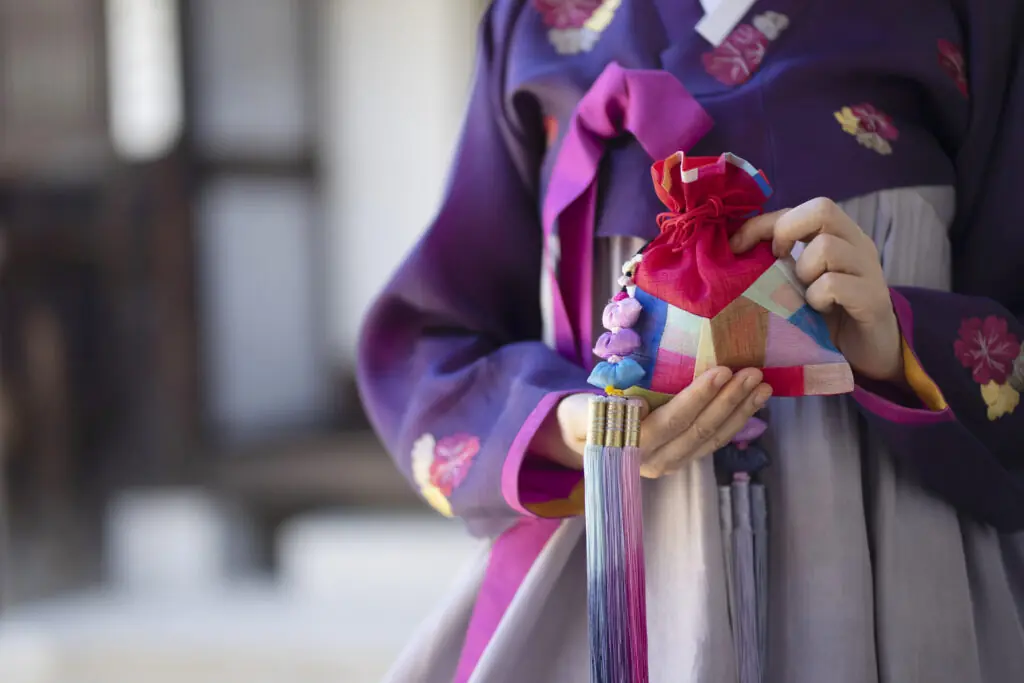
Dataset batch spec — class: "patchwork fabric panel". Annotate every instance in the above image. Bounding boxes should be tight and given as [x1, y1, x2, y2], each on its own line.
[631, 258, 853, 397]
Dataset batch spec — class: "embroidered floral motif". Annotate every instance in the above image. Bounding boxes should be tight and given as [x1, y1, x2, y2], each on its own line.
[834, 103, 899, 155]
[701, 12, 789, 86]
[411, 433, 480, 516]
[954, 316, 1020, 385]
[429, 434, 480, 496]
[938, 39, 969, 97]
[535, 0, 621, 55]
[953, 317, 1021, 421]
[981, 381, 1019, 421]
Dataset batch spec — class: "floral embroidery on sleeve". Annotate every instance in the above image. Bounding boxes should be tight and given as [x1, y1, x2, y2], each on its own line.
[834, 103, 899, 155]
[411, 433, 481, 516]
[535, 0, 621, 55]
[938, 39, 969, 97]
[954, 316, 1021, 420]
[701, 12, 789, 86]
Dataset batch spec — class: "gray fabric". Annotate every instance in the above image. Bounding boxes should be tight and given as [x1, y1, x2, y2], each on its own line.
[383, 187, 1024, 683]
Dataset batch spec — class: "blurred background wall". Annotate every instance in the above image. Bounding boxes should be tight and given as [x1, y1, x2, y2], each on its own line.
[0, 1, 489, 680]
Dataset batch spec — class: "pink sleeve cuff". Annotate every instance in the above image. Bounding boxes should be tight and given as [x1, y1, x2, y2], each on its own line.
[853, 289, 953, 426]
[500, 390, 589, 517]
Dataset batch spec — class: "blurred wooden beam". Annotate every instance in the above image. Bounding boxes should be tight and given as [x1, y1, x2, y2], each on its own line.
[211, 430, 419, 512]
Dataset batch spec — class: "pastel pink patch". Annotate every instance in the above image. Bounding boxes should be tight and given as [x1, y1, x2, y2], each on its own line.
[803, 363, 855, 395]
[770, 283, 804, 315]
[764, 312, 845, 368]
[650, 348, 697, 394]
[659, 319, 702, 356]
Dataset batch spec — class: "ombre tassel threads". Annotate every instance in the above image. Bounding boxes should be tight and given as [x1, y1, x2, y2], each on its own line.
[583, 396, 649, 683]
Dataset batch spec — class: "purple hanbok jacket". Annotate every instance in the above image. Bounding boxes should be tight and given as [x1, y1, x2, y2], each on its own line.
[358, 0, 1024, 639]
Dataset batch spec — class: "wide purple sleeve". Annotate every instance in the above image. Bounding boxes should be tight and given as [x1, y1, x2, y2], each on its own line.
[356, 2, 589, 536]
[852, 17, 1024, 531]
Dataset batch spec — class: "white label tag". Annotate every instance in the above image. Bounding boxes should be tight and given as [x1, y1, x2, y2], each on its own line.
[696, 0, 759, 46]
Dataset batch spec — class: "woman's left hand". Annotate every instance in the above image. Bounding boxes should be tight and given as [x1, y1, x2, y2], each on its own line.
[730, 197, 904, 384]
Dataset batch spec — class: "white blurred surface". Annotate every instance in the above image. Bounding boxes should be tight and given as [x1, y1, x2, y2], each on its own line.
[1, 511, 483, 683]
[198, 177, 329, 441]
[107, 489, 249, 595]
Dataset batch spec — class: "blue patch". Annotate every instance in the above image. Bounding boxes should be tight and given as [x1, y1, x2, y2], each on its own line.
[788, 305, 839, 352]
[629, 287, 667, 390]
[587, 358, 646, 390]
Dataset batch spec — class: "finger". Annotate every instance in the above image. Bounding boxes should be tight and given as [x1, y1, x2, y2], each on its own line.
[640, 368, 732, 453]
[804, 271, 880, 320]
[730, 209, 790, 254]
[771, 198, 868, 259]
[685, 384, 774, 465]
[794, 233, 867, 285]
[642, 369, 762, 476]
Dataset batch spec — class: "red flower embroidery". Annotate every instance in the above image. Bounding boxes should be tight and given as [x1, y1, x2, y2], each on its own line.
[702, 24, 768, 86]
[938, 39, 969, 97]
[534, 0, 602, 29]
[429, 434, 480, 496]
[850, 104, 899, 141]
[954, 316, 1020, 385]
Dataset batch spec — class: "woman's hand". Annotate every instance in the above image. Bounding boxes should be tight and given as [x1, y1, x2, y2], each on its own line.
[730, 197, 904, 384]
[537, 368, 772, 478]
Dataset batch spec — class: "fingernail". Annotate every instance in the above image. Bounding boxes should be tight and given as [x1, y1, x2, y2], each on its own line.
[754, 386, 773, 407]
[712, 369, 730, 388]
[743, 371, 761, 390]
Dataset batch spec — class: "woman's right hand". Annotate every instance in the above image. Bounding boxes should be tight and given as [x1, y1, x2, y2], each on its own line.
[545, 368, 772, 478]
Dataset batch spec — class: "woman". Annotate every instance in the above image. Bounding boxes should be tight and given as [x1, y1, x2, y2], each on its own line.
[357, 1, 1024, 681]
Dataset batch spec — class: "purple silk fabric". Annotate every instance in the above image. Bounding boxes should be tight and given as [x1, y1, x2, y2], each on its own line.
[357, 0, 1024, 548]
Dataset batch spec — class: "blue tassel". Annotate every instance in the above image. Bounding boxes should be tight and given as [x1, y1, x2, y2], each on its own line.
[587, 358, 645, 390]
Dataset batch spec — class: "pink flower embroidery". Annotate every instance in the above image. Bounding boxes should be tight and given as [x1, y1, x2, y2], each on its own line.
[702, 25, 768, 86]
[834, 103, 899, 155]
[429, 434, 480, 496]
[534, 0, 620, 55]
[534, 0, 602, 29]
[954, 316, 1020, 385]
[938, 39, 969, 97]
[850, 104, 899, 141]
[702, 12, 788, 87]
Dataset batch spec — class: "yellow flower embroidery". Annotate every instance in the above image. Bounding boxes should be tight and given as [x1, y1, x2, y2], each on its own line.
[980, 381, 1020, 421]
[855, 131, 893, 156]
[834, 107, 861, 135]
[411, 434, 454, 517]
[584, 0, 620, 32]
[835, 103, 899, 156]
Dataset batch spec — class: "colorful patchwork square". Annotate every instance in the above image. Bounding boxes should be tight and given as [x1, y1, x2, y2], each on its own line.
[631, 287, 668, 388]
[650, 347, 697, 393]
[764, 312, 845, 367]
[787, 305, 839, 352]
[660, 304, 705, 356]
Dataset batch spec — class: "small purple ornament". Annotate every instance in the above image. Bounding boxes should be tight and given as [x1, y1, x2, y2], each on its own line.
[602, 297, 642, 330]
[594, 329, 641, 359]
[733, 417, 768, 444]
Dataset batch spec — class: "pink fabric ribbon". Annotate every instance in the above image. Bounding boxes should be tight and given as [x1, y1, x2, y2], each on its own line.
[541, 62, 714, 368]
